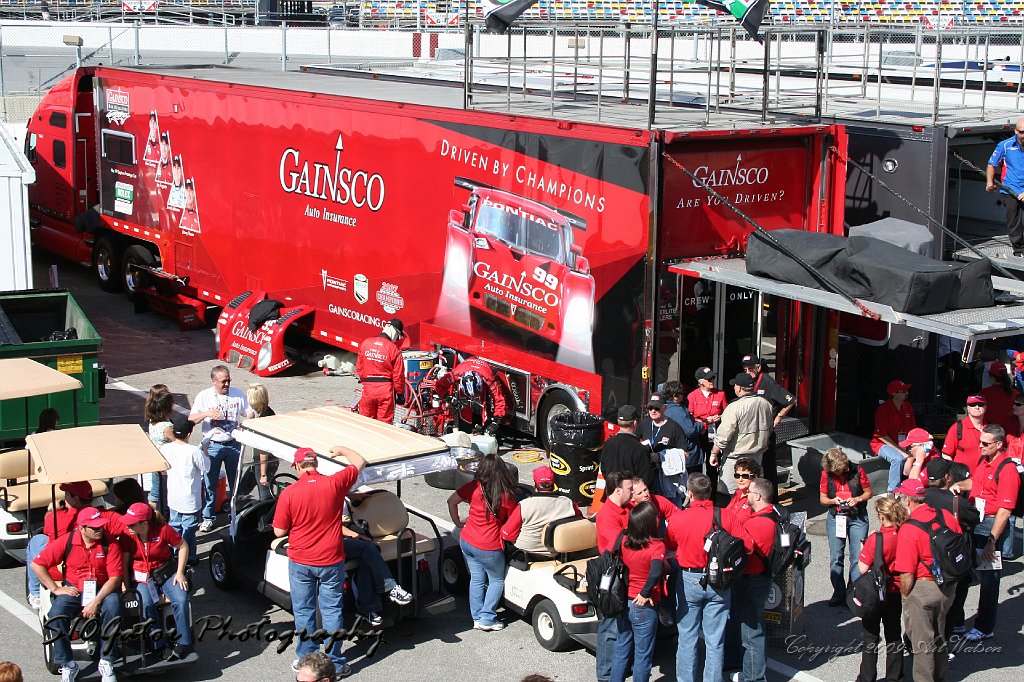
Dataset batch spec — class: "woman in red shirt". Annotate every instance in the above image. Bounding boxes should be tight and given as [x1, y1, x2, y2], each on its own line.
[121, 502, 193, 658]
[609, 501, 664, 682]
[854, 497, 907, 682]
[724, 458, 760, 520]
[819, 448, 872, 606]
[447, 453, 518, 631]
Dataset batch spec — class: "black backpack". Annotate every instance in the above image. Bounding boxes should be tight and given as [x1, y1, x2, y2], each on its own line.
[847, 531, 890, 619]
[994, 457, 1024, 516]
[762, 506, 811, 577]
[906, 510, 972, 586]
[585, 531, 629, 617]
[702, 508, 747, 589]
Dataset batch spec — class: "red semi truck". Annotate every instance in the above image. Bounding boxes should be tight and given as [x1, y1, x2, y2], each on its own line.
[26, 65, 855, 445]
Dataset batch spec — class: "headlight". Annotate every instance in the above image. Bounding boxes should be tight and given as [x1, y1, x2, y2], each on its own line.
[562, 296, 593, 337]
[257, 341, 273, 371]
[213, 323, 221, 350]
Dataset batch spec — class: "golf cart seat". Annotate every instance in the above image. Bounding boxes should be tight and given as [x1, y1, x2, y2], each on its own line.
[0, 449, 109, 512]
[348, 490, 437, 564]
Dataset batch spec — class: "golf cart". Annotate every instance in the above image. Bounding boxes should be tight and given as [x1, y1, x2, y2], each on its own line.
[207, 406, 460, 643]
[26, 424, 199, 677]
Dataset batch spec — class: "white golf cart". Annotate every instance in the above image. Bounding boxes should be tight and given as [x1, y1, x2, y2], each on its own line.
[27, 424, 199, 677]
[207, 406, 460, 649]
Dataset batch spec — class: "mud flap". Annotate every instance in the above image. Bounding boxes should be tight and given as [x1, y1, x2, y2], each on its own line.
[215, 290, 315, 377]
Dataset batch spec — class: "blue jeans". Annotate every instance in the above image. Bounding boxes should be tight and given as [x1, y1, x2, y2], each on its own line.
[1001, 515, 1019, 558]
[169, 510, 201, 564]
[26, 533, 49, 598]
[148, 472, 164, 510]
[973, 517, 1005, 634]
[676, 570, 731, 682]
[877, 445, 907, 493]
[826, 511, 868, 599]
[459, 536, 505, 626]
[596, 613, 618, 681]
[288, 560, 347, 670]
[610, 602, 659, 682]
[734, 574, 772, 682]
[45, 591, 121, 664]
[136, 577, 192, 646]
[202, 439, 240, 520]
[344, 538, 397, 615]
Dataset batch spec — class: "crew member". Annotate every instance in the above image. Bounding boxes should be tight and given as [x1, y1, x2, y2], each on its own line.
[725, 459, 760, 521]
[600, 406, 653, 492]
[356, 318, 406, 424]
[434, 355, 507, 435]
[594, 471, 634, 682]
[942, 394, 988, 475]
[662, 381, 706, 474]
[629, 477, 680, 525]
[980, 360, 1016, 428]
[341, 494, 413, 628]
[901, 427, 940, 486]
[741, 356, 797, 491]
[639, 393, 687, 502]
[272, 446, 367, 678]
[985, 118, 1024, 257]
[501, 466, 580, 558]
[688, 367, 727, 482]
[25, 481, 94, 610]
[733, 478, 777, 682]
[710, 374, 774, 494]
[870, 379, 917, 493]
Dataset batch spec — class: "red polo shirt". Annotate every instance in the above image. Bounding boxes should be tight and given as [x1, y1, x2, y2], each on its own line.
[456, 481, 517, 551]
[894, 504, 962, 580]
[687, 388, 727, 423]
[740, 507, 776, 575]
[622, 539, 666, 601]
[666, 500, 740, 569]
[42, 507, 78, 542]
[725, 490, 753, 522]
[128, 523, 183, 574]
[272, 466, 359, 566]
[34, 531, 123, 590]
[943, 418, 986, 476]
[970, 451, 1021, 517]
[858, 526, 900, 593]
[595, 499, 631, 553]
[651, 494, 680, 524]
[871, 400, 917, 455]
[819, 468, 872, 501]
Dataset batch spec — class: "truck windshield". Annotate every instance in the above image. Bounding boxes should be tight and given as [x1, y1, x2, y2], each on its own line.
[474, 202, 565, 262]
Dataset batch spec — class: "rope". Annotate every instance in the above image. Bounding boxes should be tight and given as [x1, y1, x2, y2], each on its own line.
[511, 449, 544, 463]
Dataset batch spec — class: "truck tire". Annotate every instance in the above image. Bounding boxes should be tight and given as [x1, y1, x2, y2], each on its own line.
[93, 236, 122, 292]
[440, 545, 469, 595]
[122, 244, 155, 297]
[209, 541, 238, 590]
[538, 390, 576, 453]
[532, 599, 572, 651]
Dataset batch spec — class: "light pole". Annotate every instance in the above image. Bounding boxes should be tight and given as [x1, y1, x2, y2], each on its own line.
[63, 34, 83, 69]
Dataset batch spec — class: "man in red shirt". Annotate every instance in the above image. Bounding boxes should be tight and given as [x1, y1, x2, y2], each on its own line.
[30, 507, 124, 682]
[965, 424, 1021, 641]
[942, 395, 988, 475]
[272, 446, 367, 678]
[688, 367, 727, 486]
[667, 474, 740, 682]
[630, 477, 680, 525]
[356, 318, 406, 424]
[730, 478, 776, 682]
[871, 379, 917, 493]
[434, 356, 508, 436]
[894, 479, 960, 682]
[26, 481, 95, 609]
[899, 427, 939, 488]
[594, 470, 633, 682]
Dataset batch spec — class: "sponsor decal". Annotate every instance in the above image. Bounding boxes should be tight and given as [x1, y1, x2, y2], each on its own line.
[230, 320, 268, 346]
[321, 269, 348, 293]
[278, 138, 386, 212]
[548, 453, 570, 476]
[480, 196, 561, 231]
[267, 358, 291, 373]
[375, 282, 405, 314]
[577, 462, 597, 474]
[114, 181, 134, 215]
[676, 153, 787, 208]
[473, 262, 560, 313]
[327, 304, 383, 328]
[353, 274, 368, 304]
[105, 87, 130, 125]
[578, 481, 596, 499]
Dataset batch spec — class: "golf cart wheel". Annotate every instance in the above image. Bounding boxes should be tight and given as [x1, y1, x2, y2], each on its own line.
[43, 635, 59, 674]
[209, 541, 238, 590]
[440, 546, 469, 595]
[0, 546, 16, 568]
[532, 599, 572, 652]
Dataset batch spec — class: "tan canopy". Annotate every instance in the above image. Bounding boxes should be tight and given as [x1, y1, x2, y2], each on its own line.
[0, 358, 82, 400]
[25, 424, 169, 484]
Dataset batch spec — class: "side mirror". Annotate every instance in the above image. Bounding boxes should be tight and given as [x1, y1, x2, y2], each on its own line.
[575, 256, 590, 275]
[570, 244, 583, 256]
[449, 209, 468, 231]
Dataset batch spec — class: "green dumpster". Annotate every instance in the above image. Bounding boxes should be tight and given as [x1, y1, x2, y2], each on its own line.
[0, 289, 104, 441]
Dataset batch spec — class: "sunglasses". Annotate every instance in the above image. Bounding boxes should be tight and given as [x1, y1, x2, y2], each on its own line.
[648, 406, 663, 411]
[735, 473, 756, 480]
[979, 440, 998, 446]
[1014, 401, 1024, 407]
[968, 403, 987, 408]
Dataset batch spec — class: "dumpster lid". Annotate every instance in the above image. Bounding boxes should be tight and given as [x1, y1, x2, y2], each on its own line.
[234, 406, 457, 486]
[26, 424, 168, 484]
[0, 358, 83, 400]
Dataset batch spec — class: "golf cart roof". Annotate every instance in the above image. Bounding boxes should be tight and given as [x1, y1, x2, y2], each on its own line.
[25, 424, 169, 484]
[0, 358, 82, 399]
[234, 406, 458, 485]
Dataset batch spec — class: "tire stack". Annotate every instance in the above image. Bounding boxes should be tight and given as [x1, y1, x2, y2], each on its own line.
[548, 412, 603, 506]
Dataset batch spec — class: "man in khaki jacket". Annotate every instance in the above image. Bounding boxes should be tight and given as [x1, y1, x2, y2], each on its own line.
[709, 373, 774, 493]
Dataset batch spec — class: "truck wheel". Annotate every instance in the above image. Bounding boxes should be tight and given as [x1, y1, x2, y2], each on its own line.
[209, 542, 238, 590]
[532, 599, 572, 651]
[440, 546, 469, 595]
[93, 236, 122, 292]
[538, 390, 576, 453]
[122, 244, 155, 297]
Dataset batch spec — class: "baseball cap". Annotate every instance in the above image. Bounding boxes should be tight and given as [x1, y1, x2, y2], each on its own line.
[60, 481, 93, 500]
[122, 502, 153, 524]
[729, 372, 755, 389]
[171, 413, 194, 438]
[886, 379, 911, 395]
[532, 465, 555, 486]
[647, 394, 666, 410]
[77, 506, 108, 529]
[966, 395, 986, 406]
[899, 427, 933, 448]
[386, 318, 404, 335]
[695, 367, 716, 382]
[988, 360, 1008, 376]
[894, 479, 925, 496]
[925, 458, 952, 482]
[617, 405, 640, 422]
[740, 355, 763, 367]
[293, 447, 318, 466]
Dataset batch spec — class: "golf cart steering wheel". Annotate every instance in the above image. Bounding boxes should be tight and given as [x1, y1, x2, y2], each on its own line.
[269, 471, 298, 499]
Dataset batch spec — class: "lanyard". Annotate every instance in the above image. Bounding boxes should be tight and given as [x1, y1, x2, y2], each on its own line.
[651, 423, 663, 445]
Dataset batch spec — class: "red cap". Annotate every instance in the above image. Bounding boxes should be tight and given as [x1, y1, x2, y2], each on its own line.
[894, 479, 925, 496]
[60, 481, 93, 499]
[899, 428, 933, 448]
[533, 465, 555, 486]
[293, 447, 318, 466]
[122, 502, 153, 524]
[886, 380, 911, 395]
[76, 506, 108, 529]
[1015, 351, 1024, 370]
[966, 395, 986, 406]
[988, 361, 1008, 376]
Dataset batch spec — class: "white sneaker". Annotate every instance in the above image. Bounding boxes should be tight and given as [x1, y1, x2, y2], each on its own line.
[199, 519, 215, 533]
[367, 612, 383, 627]
[28, 594, 40, 610]
[60, 662, 79, 682]
[473, 621, 505, 631]
[98, 659, 117, 682]
[388, 584, 413, 605]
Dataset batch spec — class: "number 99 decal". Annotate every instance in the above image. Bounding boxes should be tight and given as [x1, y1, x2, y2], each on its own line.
[532, 267, 559, 290]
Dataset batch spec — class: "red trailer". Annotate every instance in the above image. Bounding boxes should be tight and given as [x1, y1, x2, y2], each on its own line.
[26, 65, 852, 447]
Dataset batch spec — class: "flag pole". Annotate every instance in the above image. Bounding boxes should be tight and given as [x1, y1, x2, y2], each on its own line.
[647, 0, 660, 129]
